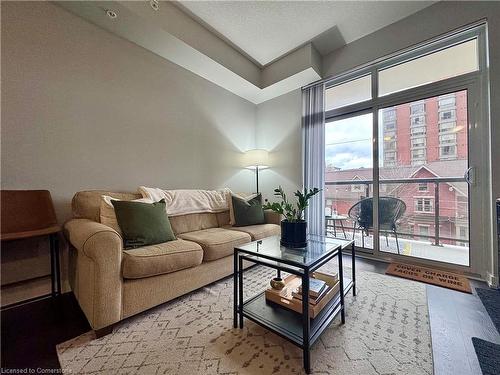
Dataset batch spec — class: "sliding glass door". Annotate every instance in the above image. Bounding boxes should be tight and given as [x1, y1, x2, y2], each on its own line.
[377, 90, 470, 266]
[322, 24, 490, 275]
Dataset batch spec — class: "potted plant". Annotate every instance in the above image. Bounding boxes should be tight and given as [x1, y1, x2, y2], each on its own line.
[264, 186, 321, 248]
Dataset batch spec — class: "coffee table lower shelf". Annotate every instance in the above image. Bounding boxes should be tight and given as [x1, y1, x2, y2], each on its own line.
[241, 277, 353, 347]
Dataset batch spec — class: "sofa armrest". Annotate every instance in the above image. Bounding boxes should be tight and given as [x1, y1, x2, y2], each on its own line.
[64, 219, 123, 330]
[264, 210, 282, 226]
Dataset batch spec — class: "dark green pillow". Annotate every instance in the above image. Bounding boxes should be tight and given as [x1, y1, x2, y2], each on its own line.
[111, 199, 176, 248]
[232, 194, 265, 227]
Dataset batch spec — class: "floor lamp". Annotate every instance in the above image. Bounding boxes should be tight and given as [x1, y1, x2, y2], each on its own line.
[244, 149, 269, 194]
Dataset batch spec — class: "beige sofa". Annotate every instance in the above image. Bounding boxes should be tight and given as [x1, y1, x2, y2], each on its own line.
[64, 190, 281, 334]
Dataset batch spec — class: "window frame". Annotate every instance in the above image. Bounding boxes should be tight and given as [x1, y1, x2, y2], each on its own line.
[323, 23, 485, 122]
[317, 22, 490, 276]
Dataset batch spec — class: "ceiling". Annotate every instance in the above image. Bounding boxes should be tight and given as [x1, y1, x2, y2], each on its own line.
[177, 1, 435, 66]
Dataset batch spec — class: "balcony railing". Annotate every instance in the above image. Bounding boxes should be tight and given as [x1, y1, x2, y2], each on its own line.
[325, 176, 469, 247]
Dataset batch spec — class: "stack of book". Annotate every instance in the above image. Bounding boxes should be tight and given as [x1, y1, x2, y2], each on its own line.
[265, 271, 340, 318]
[292, 274, 338, 305]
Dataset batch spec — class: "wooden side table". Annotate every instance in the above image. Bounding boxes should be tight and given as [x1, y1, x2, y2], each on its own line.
[1, 190, 62, 308]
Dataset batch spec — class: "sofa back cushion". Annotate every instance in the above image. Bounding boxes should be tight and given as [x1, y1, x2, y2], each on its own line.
[168, 211, 230, 235]
[71, 190, 231, 233]
[72, 190, 141, 222]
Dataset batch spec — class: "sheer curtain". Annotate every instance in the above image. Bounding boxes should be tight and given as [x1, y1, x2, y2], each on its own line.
[302, 83, 325, 236]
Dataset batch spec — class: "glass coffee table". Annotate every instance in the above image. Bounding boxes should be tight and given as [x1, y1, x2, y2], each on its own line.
[233, 235, 355, 374]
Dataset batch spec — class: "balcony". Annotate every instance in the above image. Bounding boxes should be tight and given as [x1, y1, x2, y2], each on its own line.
[325, 176, 469, 266]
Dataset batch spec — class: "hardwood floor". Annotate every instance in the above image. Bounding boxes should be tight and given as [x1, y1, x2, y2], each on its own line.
[428, 281, 500, 375]
[1, 255, 497, 374]
[1, 293, 90, 370]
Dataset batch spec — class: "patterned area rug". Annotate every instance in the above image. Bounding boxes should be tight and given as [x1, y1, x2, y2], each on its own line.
[57, 266, 432, 374]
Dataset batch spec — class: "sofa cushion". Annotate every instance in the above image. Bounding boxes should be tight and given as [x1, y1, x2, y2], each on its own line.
[169, 212, 219, 235]
[227, 224, 281, 241]
[178, 228, 251, 261]
[122, 239, 203, 279]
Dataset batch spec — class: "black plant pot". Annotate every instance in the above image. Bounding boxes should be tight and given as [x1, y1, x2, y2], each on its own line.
[280, 220, 307, 248]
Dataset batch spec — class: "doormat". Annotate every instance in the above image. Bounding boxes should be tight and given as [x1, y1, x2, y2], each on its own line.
[386, 263, 472, 293]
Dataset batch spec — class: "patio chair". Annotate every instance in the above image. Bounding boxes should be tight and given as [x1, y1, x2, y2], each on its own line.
[347, 197, 406, 254]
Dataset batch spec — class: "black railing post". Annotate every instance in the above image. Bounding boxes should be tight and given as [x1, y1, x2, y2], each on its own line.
[434, 181, 441, 247]
[365, 184, 370, 198]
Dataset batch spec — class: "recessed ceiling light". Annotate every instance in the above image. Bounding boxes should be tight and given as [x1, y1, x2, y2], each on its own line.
[150, 0, 159, 11]
[105, 9, 118, 19]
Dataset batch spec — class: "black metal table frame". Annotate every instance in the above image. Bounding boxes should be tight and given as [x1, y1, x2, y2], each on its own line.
[1, 233, 61, 310]
[233, 240, 356, 374]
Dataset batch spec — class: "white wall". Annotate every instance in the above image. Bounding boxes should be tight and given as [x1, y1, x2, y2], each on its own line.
[256, 90, 302, 202]
[0, 1, 257, 301]
[1, 1, 257, 222]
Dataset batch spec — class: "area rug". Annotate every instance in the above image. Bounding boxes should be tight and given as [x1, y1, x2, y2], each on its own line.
[57, 266, 432, 374]
[476, 288, 500, 333]
[386, 263, 471, 293]
[472, 337, 500, 375]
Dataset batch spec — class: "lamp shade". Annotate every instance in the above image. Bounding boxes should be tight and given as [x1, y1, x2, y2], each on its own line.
[244, 149, 269, 169]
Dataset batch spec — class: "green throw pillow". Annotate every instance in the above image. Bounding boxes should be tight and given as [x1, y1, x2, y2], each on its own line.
[111, 199, 176, 248]
[232, 194, 265, 227]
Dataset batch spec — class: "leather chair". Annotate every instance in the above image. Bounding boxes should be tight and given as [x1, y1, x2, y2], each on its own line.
[1, 190, 62, 301]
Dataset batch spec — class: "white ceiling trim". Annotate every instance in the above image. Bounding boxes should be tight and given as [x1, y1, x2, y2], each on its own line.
[56, 1, 320, 104]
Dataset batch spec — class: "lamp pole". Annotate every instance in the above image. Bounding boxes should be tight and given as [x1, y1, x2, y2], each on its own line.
[256, 165, 259, 194]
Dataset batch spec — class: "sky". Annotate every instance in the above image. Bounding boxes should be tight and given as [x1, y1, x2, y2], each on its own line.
[325, 113, 373, 170]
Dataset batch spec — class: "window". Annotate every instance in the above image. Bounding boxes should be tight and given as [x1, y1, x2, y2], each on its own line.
[439, 121, 457, 133]
[384, 151, 397, 167]
[418, 225, 430, 238]
[411, 116, 426, 126]
[411, 137, 426, 148]
[439, 133, 457, 145]
[323, 24, 483, 264]
[383, 108, 396, 121]
[385, 140, 397, 150]
[351, 184, 364, 192]
[325, 75, 372, 111]
[411, 149, 426, 165]
[384, 151, 396, 161]
[410, 102, 425, 115]
[415, 198, 434, 213]
[384, 130, 396, 140]
[440, 145, 457, 158]
[439, 109, 456, 121]
[384, 122, 396, 131]
[439, 95, 456, 108]
[418, 183, 428, 192]
[459, 226, 467, 238]
[378, 39, 479, 96]
[411, 126, 426, 136]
